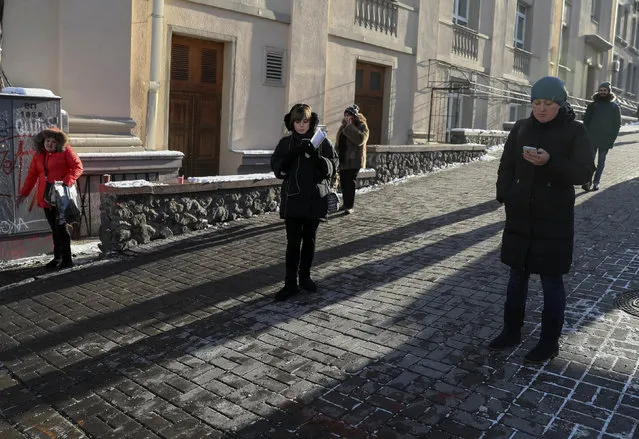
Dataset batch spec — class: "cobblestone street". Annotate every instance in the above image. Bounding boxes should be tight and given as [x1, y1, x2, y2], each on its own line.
[1, 136, 639, 438]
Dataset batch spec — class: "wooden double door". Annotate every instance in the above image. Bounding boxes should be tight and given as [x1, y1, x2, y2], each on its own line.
[169, 35, 224, 177]
[355, 62, 386, 145]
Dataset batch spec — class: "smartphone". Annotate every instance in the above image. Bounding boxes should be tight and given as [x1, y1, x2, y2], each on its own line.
[522, 146, 538, 153]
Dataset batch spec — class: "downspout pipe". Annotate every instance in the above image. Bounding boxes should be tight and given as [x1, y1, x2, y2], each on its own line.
[145, 0, 164, 150]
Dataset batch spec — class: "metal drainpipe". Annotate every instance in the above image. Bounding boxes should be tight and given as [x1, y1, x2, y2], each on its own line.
[145, 0, 164, 149]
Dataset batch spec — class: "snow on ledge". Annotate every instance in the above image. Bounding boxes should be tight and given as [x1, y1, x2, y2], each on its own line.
[79, 151, 184, 158]
[104, 180, 168, 188]
[187, 173, 277, 183]
[2, 87, 60, 98]
[450, 128, 509, 135]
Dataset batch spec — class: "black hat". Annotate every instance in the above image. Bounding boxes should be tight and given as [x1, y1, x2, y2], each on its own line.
[344, 104, 360, 117]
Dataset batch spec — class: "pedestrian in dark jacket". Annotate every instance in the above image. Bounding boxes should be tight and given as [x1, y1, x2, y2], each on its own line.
[270, 104, 338, 301]
[581, 81, 621, 191]
[490, 76, 595, 362]
[335, 104, 369, 215]
[16, 128, 84, 270]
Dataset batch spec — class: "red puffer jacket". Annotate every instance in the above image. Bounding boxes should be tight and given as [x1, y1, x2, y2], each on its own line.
[20, 146, 84, 208]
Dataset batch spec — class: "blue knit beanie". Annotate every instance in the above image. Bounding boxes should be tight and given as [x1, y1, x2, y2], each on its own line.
[599, 81, 611, 90]
[530, 76, 567, 104]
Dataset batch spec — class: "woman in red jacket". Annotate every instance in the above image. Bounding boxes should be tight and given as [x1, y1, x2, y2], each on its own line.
[16, 128, 83, 269]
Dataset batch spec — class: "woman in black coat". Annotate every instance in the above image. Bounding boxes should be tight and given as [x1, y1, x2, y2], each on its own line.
[271, 104, 338, 301]
[490, 76, 595, 362]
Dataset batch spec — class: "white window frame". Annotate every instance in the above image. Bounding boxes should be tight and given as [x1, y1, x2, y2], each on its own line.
[514, 4, 527, 49]
[453, 0, 469, 26]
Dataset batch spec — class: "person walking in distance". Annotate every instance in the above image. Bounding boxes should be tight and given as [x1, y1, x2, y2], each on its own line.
[581, 81, 621, 191]
[335, 104, 368, 215]
[490, 76, 595, 362]
[16, 128, 83, 270]
[270, 104, 338, 301]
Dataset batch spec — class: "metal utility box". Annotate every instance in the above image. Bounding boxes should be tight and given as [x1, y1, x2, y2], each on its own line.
[0, 90, 62, 260]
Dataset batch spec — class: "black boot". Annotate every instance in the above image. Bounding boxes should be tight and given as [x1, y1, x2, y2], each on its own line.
[299, 277, 317, 292]
[57, 225, 73, 270]
[488, 328, 521, 350]
[275, 283, 300, 301]
[524, 340, 559, 363]
[46, 233, 61, 269]
[45, 258, 61, 269]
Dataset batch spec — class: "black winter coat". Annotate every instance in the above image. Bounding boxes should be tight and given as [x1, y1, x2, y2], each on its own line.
[496, 107, 595, 275]
[271, 113, 338, 220]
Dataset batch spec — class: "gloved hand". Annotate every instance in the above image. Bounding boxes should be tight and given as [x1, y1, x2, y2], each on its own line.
[301, 139, 315, 157]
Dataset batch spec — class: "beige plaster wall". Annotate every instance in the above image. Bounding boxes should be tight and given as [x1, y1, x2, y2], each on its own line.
[4, 0, 132, 118]
[4, 0, 61, 93]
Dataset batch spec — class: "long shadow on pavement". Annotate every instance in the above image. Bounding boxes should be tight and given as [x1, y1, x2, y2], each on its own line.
[0, 216, 505, 422]
[3, 179, 637, 437]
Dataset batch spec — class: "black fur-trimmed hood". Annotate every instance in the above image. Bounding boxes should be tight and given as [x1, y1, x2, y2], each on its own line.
[283, 109, 319, 134]
[33, 127, 68, 153]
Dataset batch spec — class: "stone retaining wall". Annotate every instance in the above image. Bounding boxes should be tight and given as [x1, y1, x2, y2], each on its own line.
[366, 144, 487, 183]
[99, 145, 487, 253]
[449, 128, 509, 146]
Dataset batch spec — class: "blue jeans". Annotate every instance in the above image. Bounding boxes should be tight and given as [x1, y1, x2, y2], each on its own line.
[592, 147, 609, 185]
[503, 268, 566, 342]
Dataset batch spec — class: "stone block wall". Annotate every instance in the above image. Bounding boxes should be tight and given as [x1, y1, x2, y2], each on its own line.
[449, 128, 509, 146]
[366, 145, 487, 183]
[99, 181, 280, 253]
[99, 144, 487, 253]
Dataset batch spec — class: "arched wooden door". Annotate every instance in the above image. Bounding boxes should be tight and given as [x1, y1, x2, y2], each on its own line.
[169, 35, 224, 177]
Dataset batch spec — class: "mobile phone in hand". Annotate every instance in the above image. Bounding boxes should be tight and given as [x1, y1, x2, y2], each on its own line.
[522, 146, 538, 153]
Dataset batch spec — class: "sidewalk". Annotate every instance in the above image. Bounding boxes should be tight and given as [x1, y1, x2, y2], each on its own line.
[1, 135, 639, 438]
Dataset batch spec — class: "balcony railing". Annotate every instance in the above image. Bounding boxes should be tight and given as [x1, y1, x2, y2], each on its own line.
[355, 0, 398, 36]
[513, 48, 532, 76]
[452, 24, 478, 60]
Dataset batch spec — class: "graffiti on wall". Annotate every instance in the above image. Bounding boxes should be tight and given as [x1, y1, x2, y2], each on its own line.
[0, 98, 61, 237]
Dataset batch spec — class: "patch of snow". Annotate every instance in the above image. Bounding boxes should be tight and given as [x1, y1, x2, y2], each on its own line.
[450, 128, 509, 135]
[79, 151, 184, 158]
[104, 180, 168, 188]
[619, 123, 639, 133]
[2, 87, 59, 98]
[241, 150, 274, 155]
[187, 173, 276, 183]
[0, 240, 103, 271]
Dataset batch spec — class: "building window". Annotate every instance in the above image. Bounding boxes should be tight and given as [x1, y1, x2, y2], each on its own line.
[616, 5, 623, 37]
[563, 1, 571, 27]
[263, 48, 285, 87]
[514, 4, 528, 49]
[591, 0, 601, 22]
[453, 0, 469, 26]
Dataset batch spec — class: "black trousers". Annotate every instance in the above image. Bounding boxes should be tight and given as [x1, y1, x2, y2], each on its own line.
[44, 207, 72, 261]
[285, 218, 320, 286]
[503, 268, 566, 343]
[339, 169, 360, 210]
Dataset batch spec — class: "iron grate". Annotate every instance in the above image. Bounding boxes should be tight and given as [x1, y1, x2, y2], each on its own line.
[616, 291, 639, 318]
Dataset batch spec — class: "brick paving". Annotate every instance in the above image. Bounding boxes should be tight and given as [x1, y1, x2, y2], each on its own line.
[1, 135, 639, 438]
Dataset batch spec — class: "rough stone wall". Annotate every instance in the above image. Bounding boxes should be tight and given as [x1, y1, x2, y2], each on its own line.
[449, 130, 509, 146]
[100, 149, 486, 253]
[100, 188, 279, 253]
[367, 150, 485, 183]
